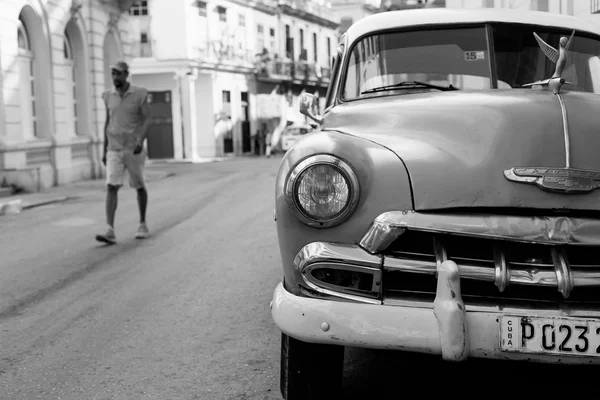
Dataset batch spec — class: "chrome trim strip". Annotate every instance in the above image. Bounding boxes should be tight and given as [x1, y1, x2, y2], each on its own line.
[556, 93, 571, 168]
[360, 211, 600, 253]
[384, 257, 436, 274]
[301, 279, 382, 305]
[303, 262, 382, 296]
[294, 242, 383, 304]
[552, 247, 574, 298]
[294, 242, 382, 272]
[493, 246, 510, 292]
[433, 236, 447, 271]
[359, 219, 406, 255]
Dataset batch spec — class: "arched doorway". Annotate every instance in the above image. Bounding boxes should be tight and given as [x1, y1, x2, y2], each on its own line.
[103, 30, 122, 90]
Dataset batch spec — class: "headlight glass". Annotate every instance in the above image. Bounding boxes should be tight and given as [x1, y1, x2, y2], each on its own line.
[296, 164, 349, 219]
[285, 154, 360, 228]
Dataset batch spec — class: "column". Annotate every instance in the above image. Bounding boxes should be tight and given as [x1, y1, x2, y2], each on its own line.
[177, 70, 201, 162]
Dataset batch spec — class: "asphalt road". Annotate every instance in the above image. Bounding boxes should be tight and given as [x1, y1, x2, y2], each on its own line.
[0, 156, 597, 400]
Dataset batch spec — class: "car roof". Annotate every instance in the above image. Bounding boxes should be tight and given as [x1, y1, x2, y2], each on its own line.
[344, 8, 600, 44]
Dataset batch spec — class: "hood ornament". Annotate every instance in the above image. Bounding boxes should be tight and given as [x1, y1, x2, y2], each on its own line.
[522, 30, 575, 94]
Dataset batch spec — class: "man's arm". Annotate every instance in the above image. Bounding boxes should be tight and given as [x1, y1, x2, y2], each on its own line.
[104, 108, 110, 152]
[138, 93, 151, 145]
[103, 94, 110, 164]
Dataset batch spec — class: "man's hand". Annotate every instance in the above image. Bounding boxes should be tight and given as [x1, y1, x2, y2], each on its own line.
[133, 139, 143, 155]
[102, 151, 107, 166]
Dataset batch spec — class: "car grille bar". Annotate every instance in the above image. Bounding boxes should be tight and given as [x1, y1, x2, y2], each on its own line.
[384, 243, 600, 300]
[361, 211, 600, 302]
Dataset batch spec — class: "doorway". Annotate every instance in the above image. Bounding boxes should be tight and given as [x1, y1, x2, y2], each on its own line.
[146, 91, 174, 159]
[241, 92, 251, 153]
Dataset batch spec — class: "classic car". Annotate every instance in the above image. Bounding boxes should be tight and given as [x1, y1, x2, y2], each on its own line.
[270, 7, 600, 400]
[280, 124, 314, 152]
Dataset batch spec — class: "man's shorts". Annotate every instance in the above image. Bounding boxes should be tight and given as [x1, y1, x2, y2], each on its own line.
[106, 150, 146, 189]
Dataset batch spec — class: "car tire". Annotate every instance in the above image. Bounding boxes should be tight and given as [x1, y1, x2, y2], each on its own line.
[280, 332, 344, 400]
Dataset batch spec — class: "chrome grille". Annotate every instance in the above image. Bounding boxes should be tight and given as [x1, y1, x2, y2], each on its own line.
[382, 230, 600, 304]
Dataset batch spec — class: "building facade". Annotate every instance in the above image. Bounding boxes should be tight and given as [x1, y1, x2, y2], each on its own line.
[330, 0, 380, 35]
[127, 0, 339, 160]
[0, 0, 135, 192]
[445, 0, 596, 22]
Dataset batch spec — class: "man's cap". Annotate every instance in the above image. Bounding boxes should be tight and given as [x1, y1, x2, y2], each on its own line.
[110, 61, 129, 73]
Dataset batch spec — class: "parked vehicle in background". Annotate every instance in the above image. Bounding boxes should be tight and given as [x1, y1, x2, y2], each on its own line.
[280, 124, 314, 151]
[270, 7, 600, 400]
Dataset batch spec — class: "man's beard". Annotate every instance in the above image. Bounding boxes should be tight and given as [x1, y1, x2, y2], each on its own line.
[114, 80, 123, 88]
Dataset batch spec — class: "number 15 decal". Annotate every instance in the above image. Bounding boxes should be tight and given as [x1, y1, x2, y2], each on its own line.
[465, 51, 485, 61]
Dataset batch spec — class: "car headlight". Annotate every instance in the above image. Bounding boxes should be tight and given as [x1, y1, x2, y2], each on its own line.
[285, 154, 360, 228]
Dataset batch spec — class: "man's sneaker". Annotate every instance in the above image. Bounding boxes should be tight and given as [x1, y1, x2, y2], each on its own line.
[135, 223, 149, 239]
[95, 227, 116, 244]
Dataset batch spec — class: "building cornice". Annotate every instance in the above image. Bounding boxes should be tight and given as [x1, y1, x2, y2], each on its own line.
[227, 0, 278, 15]
[279, 4, 339, 29]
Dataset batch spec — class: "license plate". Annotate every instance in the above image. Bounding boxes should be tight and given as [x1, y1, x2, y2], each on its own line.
[500, 315, 600, 357]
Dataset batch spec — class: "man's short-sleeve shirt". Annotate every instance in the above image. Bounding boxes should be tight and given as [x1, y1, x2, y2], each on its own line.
[102, 84, 148, 151]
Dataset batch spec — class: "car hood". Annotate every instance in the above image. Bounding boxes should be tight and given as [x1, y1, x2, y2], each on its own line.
[322, 90, 600, 212]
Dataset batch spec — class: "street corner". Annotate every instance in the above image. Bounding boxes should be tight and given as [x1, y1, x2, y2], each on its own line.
[0, 199, 23, 216]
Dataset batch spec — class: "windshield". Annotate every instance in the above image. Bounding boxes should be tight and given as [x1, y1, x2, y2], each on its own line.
[342, 23, 600, 100]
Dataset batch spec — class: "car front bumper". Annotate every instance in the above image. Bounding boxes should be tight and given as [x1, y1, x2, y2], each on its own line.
[270, 269, 600, 365]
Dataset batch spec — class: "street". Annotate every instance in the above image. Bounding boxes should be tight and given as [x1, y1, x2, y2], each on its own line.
[0, 156, 597, 400]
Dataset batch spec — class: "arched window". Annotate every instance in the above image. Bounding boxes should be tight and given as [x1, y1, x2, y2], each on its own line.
[17, 19, 37, 138]
[64, 32, 78, 134]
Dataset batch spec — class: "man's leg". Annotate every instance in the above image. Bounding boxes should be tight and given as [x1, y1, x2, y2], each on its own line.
[137, 187, 147, 224]
[106, 184, 119, 227]
[124, 151, 149, 239]
[96, 151, 125, 244]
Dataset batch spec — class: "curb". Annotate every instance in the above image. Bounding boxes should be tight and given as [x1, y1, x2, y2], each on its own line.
[0, 196, 77, 216]
[22, 196, 78, 210]
[0, 171, 174, 216]
[0, 172, 177, 216]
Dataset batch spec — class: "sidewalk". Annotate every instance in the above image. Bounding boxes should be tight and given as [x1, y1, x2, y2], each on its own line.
[0, 167, 174, 216]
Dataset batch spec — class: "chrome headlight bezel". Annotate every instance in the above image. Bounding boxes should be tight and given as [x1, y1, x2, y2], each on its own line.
[284, 154, 360, 229]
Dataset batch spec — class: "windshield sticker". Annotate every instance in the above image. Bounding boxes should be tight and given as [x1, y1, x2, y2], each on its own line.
[464, 51, 485, 61]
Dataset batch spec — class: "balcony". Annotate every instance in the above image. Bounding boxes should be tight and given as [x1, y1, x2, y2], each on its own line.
[193, 42, 256, 70]
[255, 57, 331, 86]
[131, 40, 154, 58]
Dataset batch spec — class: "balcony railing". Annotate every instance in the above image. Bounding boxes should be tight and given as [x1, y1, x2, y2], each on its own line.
[255, 58, 331, 84]
[593, 0, 600, 14]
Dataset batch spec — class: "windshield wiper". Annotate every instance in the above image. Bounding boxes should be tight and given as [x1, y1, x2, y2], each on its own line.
[361, 80, 459, 95]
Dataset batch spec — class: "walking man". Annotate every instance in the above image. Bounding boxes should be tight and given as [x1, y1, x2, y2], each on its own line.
[95, 61, 151, 244]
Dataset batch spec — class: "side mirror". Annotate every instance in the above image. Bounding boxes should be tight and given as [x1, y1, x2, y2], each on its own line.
[299, 93, 324, 125]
